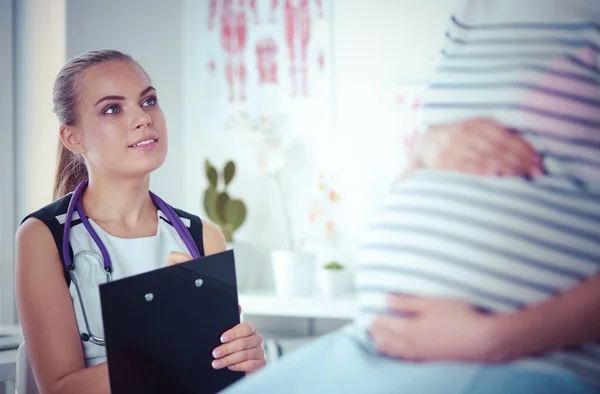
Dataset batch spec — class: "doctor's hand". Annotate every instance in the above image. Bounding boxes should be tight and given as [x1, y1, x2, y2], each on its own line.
[410, 117, 544, 177]
[164, 251, 194, 266]
[370, 294, 498, 362]
[212, 321, 266, 374]
[165, 252, 266, 373]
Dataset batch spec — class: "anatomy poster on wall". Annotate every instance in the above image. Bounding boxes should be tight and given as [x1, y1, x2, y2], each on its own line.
[198, 0, 333, 136]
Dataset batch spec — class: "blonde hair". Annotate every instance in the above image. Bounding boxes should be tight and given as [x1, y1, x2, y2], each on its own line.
[52, 49, 137, 199]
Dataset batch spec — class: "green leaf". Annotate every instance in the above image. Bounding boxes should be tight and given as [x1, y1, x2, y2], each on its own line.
[206, 161, 218, 188]
[222, 226, 233, 243]
[203, 187, 220, 224]
[215, 191, 230, 225]
[224, 161, 236, 186]
[226, 199, 247, 232]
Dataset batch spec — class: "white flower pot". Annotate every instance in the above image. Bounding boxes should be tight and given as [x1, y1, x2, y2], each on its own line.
[317, 269, 347, 298]
[271, 250, 315, 297]
[227, 241, 255, 292]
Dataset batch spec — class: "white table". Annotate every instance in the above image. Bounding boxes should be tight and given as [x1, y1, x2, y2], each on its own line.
[239, 291, 357, 320]
[238, 291, 358, 337]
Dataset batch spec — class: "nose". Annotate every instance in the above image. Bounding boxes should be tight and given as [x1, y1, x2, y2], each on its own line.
[131, 107, 152, 130]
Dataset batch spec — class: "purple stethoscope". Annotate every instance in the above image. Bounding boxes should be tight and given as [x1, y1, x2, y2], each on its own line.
[63, 180, 202, 346]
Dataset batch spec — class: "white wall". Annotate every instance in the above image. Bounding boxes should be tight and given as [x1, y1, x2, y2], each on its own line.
[0, 0, 16, 324]
[180, 0, 331, 253]
[14, 0, 66, 224]
[65, 0, 184, 207]
[12, 0, 66, 325]
[181, 0, 456, 265]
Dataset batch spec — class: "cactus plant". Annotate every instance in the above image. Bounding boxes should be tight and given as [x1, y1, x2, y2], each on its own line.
[203, 159, 247, 243]
[323, 261, 344, 270]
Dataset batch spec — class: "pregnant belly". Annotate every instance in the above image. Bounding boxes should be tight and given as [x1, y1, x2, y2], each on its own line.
[356, 170, 600, 322]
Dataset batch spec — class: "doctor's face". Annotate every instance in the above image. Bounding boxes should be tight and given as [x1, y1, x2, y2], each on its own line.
[75, 60, 168, 180]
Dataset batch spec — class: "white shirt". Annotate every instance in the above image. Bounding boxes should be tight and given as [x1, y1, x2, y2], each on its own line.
[63, 210, 190, 367]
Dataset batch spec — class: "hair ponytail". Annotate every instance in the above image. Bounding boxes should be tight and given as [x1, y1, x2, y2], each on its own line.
[53, 142, 88, 200]
[51, 49, 135, 200]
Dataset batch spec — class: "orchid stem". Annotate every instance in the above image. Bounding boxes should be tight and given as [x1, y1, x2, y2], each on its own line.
[274, 171, 295, 251]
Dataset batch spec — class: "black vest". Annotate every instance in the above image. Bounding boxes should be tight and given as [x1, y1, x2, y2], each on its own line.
[22, 194, 206, 285]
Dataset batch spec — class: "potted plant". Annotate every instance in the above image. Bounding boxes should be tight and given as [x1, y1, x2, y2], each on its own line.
[203, 159, 247, 243]
[203, 159, 255, 290]
[226, 111, 315, 297]
[317, 261, 347, 297]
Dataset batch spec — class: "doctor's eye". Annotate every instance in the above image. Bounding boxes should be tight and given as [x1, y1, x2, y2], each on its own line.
[103, 104, 122, 115]
[142, 96, 158, 107]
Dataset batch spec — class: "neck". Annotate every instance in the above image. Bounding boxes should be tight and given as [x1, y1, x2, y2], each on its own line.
[81, 173, 156, 232]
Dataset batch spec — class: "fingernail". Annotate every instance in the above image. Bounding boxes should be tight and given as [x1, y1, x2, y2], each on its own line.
[228, 365, 236, 371]
[212, 360, 222, 369]
[212, 349, 222, 358]
[221, 335, 229, 343]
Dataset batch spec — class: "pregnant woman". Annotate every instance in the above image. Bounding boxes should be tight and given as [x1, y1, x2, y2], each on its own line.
[221, 0, 600, 393]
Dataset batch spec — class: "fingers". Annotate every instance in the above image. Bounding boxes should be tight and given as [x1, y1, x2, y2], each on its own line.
[369, 296, 423, 358]
[440, 153, 489, 176]
[427, 118, 544, 177]
[212, 322, 265, 372]
[227, 359, 267, 373]
[213, 332, 263, 359]
[164, 251, 193, 266]
[371, 315, 406, 337]
[386, 294, 431, 314]
[491, 139, 541, 176]
[370, 315, 416, 359]
[473, 121, 543, 175]
[212, 346, 265, 370]
[219, 322, 256, 344]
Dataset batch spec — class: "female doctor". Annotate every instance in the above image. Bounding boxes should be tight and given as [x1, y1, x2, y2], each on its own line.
[15, 49, 266, 394]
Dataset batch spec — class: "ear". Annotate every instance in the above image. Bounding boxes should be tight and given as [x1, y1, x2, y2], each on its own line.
[59, 125, 87, 154]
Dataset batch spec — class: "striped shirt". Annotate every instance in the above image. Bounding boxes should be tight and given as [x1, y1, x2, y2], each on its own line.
[356, 0, 600, 389]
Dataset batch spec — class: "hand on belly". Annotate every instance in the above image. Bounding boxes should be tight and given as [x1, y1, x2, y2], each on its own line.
[369, 294, 499, 362]
[407, 117, 544, 178]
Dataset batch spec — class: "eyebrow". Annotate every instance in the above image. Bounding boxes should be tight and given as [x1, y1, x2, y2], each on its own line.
[94, 86, 156, 106]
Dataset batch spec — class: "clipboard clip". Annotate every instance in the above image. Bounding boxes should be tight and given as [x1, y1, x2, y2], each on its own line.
[143, 278, 204, 302]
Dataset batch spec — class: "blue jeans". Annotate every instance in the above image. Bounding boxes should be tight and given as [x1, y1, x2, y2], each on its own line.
[220, 328, 596, 394]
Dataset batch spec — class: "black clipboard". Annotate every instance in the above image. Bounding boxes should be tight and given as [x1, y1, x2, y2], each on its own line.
[99, 249, 245, 394]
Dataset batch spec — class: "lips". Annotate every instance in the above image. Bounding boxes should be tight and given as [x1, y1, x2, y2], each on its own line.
[128, 136, 158, 148]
